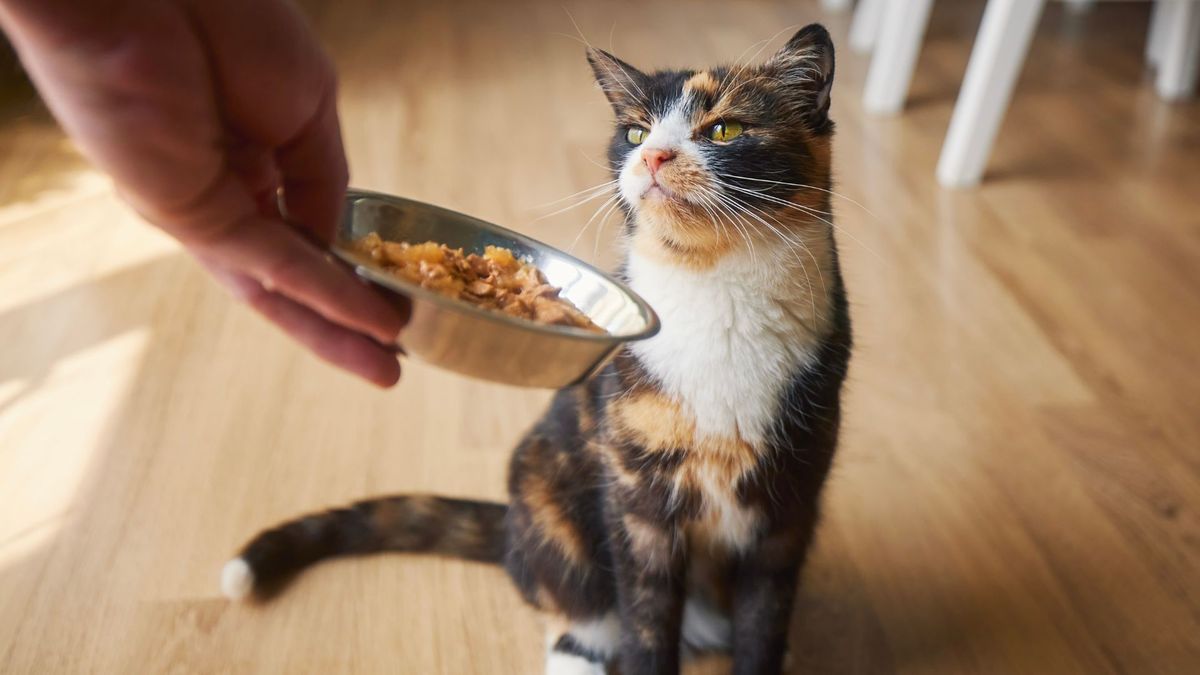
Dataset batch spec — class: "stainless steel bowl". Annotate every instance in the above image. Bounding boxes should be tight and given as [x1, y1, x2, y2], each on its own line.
[332, 189, 659, 388]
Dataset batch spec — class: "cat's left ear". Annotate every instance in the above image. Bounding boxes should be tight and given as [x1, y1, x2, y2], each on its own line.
[767, 24, 835, 130]
[587, 48, 648, 115]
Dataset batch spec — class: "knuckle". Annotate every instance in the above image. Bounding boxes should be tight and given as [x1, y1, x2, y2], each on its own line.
[259, 251, 306, 291]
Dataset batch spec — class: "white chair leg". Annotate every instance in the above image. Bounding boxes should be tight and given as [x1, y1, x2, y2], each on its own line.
[862, 0, 935, 114]
[1146, 0, 1171, 68]
[936, 0, 1046, 188]
[820, 0, 854, 11]
[849, 0, 885, 55]
[1156, 0, 1200, 100]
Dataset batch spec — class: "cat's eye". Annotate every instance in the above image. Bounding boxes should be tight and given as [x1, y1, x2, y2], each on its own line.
[626, 127, 648, 145]
[708, 120, 744, 143]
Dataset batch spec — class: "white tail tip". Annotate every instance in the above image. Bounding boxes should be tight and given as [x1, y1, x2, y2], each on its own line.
[220, 558, 254, 600]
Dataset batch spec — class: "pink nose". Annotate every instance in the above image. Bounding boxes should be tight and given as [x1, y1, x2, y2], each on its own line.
[642, 148, 676, 175]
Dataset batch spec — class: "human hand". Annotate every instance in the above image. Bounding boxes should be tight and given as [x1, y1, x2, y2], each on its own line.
[0, 0, 407, 386]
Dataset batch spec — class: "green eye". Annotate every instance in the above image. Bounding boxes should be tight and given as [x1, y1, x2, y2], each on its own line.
[708, 120, 744, 142]
[626, 127, 648, 145]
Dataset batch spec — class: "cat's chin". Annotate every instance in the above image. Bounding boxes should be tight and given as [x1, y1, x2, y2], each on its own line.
[631, 212, 737, 269]
[641, 184, 677, 202]
[636, 189, 699, 222]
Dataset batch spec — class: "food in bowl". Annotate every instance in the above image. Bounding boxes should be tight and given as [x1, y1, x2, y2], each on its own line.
[352, 233, 604, 333]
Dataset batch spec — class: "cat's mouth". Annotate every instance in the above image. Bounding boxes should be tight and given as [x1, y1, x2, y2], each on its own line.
[641, 181, 680, 203]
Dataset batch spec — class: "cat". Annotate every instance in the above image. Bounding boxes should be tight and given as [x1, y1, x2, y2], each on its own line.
[221, 24, 851, 675]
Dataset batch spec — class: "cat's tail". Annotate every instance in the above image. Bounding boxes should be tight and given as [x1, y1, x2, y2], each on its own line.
[220, 495, 507, 600]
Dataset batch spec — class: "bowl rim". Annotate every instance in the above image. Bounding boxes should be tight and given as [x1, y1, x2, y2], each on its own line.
[333, 188, 661, 344]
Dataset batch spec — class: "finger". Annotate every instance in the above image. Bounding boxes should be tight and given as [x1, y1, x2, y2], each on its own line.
[191, 224, 407, 345]
[226, 141, 282, 219]
[275, 89, 347, 245]
[169, 168, 407, 358]
[184, 0, 346, 243]
[207, 264, 401, 388]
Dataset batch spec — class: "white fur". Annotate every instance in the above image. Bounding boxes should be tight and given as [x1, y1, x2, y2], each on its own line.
[220, 558, 254, 600]
[568, 614, 620, 657]
[619, 101, 704, 206]
[627, 246, 818, 447]
[545, 652, 605, 675]
[682, 598, 733, 652]
[544, 614, 618, 674]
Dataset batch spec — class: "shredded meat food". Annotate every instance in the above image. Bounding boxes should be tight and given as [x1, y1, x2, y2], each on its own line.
[353, 233, 604, 333]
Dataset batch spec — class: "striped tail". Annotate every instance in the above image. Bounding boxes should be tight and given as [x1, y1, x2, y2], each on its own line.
[220, 495, 508, 600]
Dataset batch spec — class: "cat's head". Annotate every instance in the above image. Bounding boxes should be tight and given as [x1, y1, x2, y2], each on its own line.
[588, 25, 835, 267]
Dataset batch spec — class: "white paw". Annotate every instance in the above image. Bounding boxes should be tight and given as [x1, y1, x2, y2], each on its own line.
[220, 558, 254, 600]
[545, 651, 605, 675]
[682, 598, 732, 652]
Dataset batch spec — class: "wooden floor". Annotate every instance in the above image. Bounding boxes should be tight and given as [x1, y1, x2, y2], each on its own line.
[2, 1, 1198, 673]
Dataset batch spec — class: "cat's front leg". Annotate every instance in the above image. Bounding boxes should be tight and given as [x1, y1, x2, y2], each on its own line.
[611, 510, 687, 675]
[730, 523, 814, 675]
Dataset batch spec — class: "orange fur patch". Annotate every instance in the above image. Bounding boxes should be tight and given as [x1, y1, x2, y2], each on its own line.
[609, 392, 764, 551]
[441, 512, 485, 552]
[538, 589, 564, 615]
[611, 392, 694, 451]
[623, 513, 675, 570]
[597, 441, 641, 488]
[522, 472, 587, 564]
[684, 71, 720, 97]
[630, 225, 733, 271]
[610, 392, 760, 462]
[371, 496, 443, 548]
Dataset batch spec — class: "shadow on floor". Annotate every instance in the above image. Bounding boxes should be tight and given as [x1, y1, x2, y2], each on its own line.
[0, 49, 91, 211]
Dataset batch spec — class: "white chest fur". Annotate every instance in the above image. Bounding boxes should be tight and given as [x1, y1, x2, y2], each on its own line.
[626, 247, 823, 449]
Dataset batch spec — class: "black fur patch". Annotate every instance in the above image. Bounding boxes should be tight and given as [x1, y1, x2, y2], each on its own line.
[552, 633, 607, 664]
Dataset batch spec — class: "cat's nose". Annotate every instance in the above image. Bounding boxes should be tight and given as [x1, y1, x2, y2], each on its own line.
[642, 148, 676, 175]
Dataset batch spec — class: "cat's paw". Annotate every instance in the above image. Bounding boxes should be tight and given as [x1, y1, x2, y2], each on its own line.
[681, 598, 732, 654]
[544, 651, 605, 675]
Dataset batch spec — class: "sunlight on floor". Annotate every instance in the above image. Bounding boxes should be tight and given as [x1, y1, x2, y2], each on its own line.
[0, 328, 149, 566]
[0, 190, 178, 315]
[0, 168, 110, 230]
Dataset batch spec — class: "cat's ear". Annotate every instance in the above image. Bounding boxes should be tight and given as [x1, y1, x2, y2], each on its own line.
[587, 48, 647, 114]
[767, 24, 835, 130]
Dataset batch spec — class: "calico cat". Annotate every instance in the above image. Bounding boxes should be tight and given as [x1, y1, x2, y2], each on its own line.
[221, 24, 851, 675]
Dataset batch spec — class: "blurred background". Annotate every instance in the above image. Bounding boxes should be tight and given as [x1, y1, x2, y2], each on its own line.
[1, 0, 1197, 673]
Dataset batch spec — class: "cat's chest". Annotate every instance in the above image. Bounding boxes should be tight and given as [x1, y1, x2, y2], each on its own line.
[626, 252, 818, 447]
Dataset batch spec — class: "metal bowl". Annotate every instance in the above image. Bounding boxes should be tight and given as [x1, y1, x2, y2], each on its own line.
[331, 189, 659, 388]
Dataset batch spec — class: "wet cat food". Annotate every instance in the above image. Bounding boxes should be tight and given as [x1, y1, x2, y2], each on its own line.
[353, 233, 603, 333]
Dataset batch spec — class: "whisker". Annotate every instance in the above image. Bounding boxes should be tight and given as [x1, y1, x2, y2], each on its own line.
[577, 149, 623, 173]
[563, 9, 646, 104]
[568, 193, 620, 254]
[733, 24, 800, 70]
[533, 186, 617, 222]
[593, 198, 625, 260]
[719, 182, 884, 264]
[702, 189, 759, 266]
[718, 172, 877, 219]
[533, 179, 618, 209]
[549, 31, 593, 49]
[693, 193, 727, 237]
[723, 182, 836, 217]
[723, 183, 833, 218]
[714, 192, 824, 323]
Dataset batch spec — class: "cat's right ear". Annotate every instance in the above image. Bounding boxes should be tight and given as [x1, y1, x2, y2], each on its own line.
[767, 24, 836, 131]
[587, 48, 647, 114]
